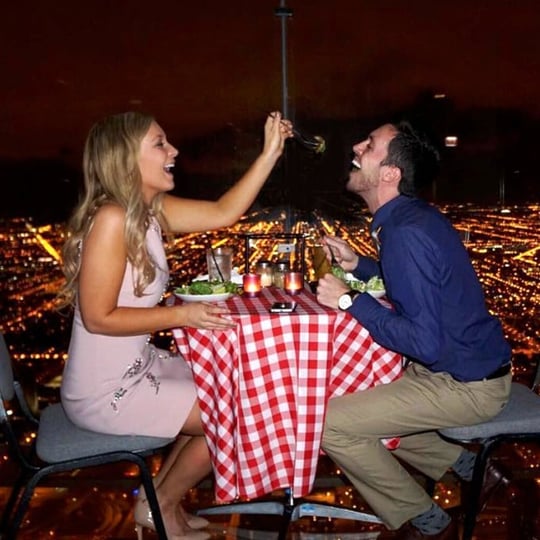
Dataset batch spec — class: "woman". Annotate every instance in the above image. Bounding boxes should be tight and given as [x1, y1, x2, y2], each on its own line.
[57, 111, 293, 539]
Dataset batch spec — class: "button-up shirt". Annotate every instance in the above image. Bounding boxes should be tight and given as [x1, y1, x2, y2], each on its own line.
[348, 195, 511, 382]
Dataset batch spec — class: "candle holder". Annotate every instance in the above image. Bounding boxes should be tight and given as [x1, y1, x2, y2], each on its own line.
[273, 260, 290, 289]
[255, 260, 274, 288]
[243, 273, 262, 297]
[284, 271, 303, 295]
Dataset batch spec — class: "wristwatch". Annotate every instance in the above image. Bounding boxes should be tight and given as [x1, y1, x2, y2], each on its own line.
[338, 290, 359, 311]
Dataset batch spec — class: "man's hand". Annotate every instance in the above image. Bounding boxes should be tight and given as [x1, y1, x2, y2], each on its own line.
[316, 273, 350, 310]
[323, 236, 359, 272]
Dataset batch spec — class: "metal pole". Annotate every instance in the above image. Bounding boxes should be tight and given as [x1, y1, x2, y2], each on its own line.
[274, 1, 293, 231]
[274, 1, 293, 118]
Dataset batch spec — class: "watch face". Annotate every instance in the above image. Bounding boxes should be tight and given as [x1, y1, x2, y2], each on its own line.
[338, 293, 353, 310]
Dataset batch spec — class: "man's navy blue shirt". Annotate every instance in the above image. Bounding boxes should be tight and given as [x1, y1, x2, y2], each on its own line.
[349, 195, 511, 382]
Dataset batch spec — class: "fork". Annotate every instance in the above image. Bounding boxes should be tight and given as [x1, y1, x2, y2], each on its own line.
[318, 228, 339, 266]
[270, 113, 325, 153]
[292, 128, 325, 152]
[327, 244, 339, 266]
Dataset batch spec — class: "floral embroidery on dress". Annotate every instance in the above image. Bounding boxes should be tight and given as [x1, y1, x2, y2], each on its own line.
[146, 372, 160, 394]
[123, 358, 144, 378]
[110, 388, 127, 412]
[109, 346, 164, 412]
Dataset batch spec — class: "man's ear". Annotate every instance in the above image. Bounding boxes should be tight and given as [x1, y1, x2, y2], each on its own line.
[381, 165, 401, 186]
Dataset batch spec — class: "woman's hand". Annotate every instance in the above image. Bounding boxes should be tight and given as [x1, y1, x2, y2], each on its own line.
[262, 111, 293, 160]
[316, 274, 350, 310]
[179, 302, 236, 331]
[161, 111, 294, 234]
[324, 236, 359, 272]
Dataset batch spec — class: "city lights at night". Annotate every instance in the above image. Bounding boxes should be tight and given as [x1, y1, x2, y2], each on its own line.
[1, 202, 539, 538]
[2, 1, 540, 536]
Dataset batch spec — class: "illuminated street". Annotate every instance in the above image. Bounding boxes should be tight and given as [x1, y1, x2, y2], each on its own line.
[1, 202, 539, 538]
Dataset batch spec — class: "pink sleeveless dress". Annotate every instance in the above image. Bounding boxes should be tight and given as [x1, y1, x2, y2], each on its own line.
[61, 218, 196, 437]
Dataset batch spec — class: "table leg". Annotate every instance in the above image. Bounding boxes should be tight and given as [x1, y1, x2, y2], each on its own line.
[196, 487, 383, 539]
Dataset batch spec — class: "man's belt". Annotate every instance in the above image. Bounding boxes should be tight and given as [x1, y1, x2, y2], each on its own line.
[483, 363, 511, 380]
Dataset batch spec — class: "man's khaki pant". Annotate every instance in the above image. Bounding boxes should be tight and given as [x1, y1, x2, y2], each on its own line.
[322, 362, 511, 529]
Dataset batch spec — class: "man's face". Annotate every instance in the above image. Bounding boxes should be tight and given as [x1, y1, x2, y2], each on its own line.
[346, 124, 397, 195]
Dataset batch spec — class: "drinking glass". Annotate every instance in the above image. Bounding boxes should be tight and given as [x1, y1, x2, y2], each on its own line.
[206, 247, 233, 282]
[311, 244, 332, 280]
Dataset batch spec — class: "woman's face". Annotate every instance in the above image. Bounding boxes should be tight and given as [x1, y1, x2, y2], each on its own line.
[138, 121, 178, 203]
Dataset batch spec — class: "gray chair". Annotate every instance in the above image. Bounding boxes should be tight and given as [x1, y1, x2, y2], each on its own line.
[0, 332, 175, 539]
[439, 360, 540, 540]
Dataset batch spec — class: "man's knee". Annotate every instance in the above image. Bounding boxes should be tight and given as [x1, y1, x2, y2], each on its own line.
[321, 399, 344, 450]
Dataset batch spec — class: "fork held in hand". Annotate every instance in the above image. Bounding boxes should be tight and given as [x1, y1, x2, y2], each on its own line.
[318, 228, 339, 266]
[328, 245, 339, 266]
[269, 113, 326, 153]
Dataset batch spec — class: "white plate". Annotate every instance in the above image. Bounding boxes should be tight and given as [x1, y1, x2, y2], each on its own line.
[174, 292, 232, 303]
[367, 289, 386, 299]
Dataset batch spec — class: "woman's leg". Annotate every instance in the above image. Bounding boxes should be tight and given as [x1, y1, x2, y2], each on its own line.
[152, 435, 191, 489]
[154, 402, 212, 534]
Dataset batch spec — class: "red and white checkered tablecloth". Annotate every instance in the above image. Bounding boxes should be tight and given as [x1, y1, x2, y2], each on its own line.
[172, 286, 403, 502]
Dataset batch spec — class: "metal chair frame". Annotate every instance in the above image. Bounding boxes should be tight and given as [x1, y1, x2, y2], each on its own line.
[0, 333, 174, 539]
[439, 359, 540, 540]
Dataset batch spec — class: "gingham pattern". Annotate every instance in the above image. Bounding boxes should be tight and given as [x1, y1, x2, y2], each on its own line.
[172, 287, 403, 502]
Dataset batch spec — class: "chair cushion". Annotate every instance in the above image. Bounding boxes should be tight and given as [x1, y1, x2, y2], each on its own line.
[36, 403, 174, 463]
[440, 382, 540, 441]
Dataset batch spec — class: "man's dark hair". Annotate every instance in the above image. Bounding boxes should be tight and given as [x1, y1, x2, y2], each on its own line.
[381, 121, 440, 196]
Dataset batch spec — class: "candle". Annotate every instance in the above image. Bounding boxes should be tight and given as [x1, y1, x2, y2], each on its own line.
[284, 271, 303, 295]
[273, 261, 290, 289]
[255, 260, 274, 287]
[243, 273, 262, 297]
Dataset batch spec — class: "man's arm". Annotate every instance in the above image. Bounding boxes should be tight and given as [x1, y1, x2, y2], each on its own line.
[352, 255, 381, 281]
[348, 226, 443, 364]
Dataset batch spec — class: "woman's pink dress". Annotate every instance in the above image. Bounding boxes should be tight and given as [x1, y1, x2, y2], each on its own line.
[61, 218, 196, 437]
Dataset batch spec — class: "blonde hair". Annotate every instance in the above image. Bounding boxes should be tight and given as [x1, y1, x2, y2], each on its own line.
[57, 111, 168, 308]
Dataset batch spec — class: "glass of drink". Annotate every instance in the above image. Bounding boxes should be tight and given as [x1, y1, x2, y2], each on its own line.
[311, 244, 332, 281]
[206, 246, 233, 282]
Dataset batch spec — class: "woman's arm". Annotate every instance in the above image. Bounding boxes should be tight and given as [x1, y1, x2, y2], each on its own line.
[162, 112, 292, 233]
[78, 205, 235, 336]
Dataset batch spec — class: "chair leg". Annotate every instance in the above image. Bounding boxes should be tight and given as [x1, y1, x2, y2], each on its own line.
[0, 473, 27, 534]
[138, 461, 168, 540]
[5, 478, 40, 539]
[461, 441, 498, 540]
[425, 477, 436, 497]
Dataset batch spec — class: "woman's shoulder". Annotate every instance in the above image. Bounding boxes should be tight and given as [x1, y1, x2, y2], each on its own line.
[89, 204, 126, 237]
[93, 203, 126, 223]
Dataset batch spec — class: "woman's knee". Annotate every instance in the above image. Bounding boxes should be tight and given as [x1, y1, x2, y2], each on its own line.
[181, 401, 204, 435]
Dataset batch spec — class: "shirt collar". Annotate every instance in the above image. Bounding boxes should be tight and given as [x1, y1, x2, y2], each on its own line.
[371, 194, 412, 232]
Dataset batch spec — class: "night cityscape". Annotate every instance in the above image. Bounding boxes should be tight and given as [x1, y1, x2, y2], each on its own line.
[2, 0, 540, 537]
[0, 199, 539, 539]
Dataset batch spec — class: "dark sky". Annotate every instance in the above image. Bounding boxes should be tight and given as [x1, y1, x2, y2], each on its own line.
[2, 0, 540, 163]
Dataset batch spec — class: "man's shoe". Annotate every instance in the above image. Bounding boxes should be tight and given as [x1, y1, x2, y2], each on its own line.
[464, 460, 511, 512]
[394, 518, 458, 539]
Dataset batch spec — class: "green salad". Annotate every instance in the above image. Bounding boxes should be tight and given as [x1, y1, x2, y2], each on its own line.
[174, 280, 238, 295]
[331, 266, 385, 293]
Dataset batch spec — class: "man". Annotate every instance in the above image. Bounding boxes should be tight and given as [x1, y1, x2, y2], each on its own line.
[317, 122, 512, 539]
